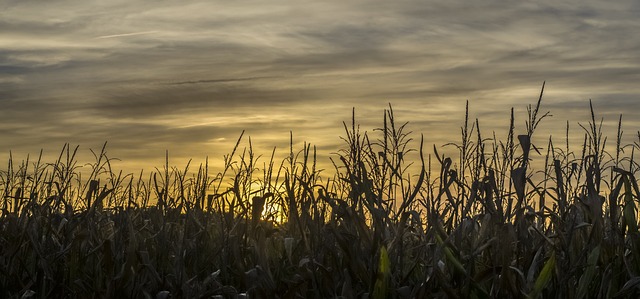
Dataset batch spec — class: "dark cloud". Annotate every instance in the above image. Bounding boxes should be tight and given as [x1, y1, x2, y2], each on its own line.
[85, 83, 328, 119]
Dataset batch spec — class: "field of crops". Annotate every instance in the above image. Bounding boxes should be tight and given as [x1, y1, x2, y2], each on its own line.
[2, 85, 640, 298]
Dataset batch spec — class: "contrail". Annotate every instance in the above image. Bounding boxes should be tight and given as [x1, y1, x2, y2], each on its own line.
[96, 31, 158, 39]
[166, 76, 275, 85]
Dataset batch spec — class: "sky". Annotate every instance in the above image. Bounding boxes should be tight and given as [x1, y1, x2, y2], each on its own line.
[1, 0, 639, 176]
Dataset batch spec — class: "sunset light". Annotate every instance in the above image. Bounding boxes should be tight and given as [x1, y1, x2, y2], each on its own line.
[1, 1, 639, 298]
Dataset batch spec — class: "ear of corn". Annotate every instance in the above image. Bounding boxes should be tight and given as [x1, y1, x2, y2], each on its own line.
[372, 245, 390, 299]
[528, 251, 556, 299]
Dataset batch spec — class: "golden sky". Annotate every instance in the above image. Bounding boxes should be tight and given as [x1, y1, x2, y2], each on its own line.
[1, 0, 639, 174]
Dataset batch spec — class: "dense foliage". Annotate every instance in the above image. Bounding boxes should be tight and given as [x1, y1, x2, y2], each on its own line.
[2, 84, 640, 298]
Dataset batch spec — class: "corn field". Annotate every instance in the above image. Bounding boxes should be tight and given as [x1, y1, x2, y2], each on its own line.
[2, 83, 640, 298]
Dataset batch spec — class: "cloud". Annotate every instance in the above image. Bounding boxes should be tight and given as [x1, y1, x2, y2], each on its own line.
[165, 76, 274, 85]
[96, 31, 159, 39]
